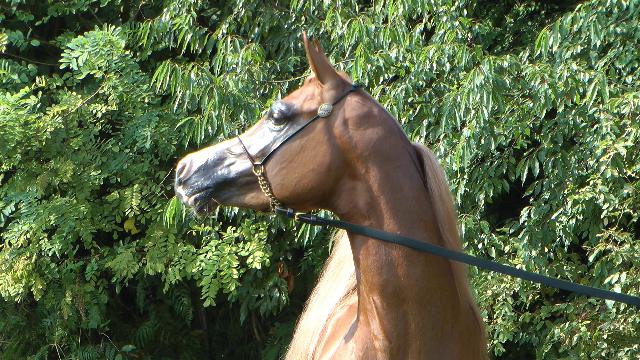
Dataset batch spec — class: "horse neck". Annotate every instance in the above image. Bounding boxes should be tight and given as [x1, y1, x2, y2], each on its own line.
[329, 118, 466, 338]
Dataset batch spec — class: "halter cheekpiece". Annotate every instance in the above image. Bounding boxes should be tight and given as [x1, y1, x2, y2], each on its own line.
[237, 83, 361, 211]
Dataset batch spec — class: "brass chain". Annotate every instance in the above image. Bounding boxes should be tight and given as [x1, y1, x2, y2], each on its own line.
[252, 164, 283, 211]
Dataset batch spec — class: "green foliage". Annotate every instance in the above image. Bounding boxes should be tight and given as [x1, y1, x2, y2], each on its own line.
[1, 0, 639, 358]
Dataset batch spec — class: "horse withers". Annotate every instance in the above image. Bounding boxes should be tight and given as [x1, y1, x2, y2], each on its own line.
[174, 34, 487, 359]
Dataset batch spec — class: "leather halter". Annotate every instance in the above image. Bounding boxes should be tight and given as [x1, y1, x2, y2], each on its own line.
[237, 83, 360, 210]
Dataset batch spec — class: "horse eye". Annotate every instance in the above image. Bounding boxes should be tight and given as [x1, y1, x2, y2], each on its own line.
[270, 116, 287, 127]
[270, 112, 287, 123]
[268, 102, 291, 124]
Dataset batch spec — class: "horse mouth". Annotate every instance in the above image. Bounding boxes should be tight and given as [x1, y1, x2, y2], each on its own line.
[185, 189, 220, 215]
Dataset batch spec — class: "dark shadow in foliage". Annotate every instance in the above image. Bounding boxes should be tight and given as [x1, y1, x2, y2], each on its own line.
[497, 340, 536, 360]
[485, 173, 534, 231]
[471, 0, 584, 54]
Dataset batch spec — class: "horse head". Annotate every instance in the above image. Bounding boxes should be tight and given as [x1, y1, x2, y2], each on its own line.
[175, 34, 376, 215]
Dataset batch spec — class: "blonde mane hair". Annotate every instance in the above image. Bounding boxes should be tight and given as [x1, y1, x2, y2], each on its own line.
[412, 143, 484, 332]
[286, 230, 355, 360]
[285, 143, 484, 359]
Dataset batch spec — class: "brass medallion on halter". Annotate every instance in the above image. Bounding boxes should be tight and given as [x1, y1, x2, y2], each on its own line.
[317, 103, 333, 117]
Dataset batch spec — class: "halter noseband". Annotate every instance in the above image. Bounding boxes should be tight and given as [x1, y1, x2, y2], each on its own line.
[237, 83, 361, 211]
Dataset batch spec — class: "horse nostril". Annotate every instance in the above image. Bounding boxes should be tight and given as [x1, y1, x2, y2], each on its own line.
[176, 161, 186, 177]
[175, 158, 192, 185]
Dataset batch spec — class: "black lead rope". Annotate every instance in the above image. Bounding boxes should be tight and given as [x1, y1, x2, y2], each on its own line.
[275, 207, 640, 307]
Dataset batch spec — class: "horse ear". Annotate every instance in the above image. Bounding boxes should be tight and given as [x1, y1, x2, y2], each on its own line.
[302, 32, 340, 85]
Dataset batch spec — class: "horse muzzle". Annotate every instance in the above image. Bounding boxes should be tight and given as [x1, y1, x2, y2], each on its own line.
[174, 141, 255, 214]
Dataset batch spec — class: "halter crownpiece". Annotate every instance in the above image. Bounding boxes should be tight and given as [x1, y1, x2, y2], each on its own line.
[238, 83, 361, 211]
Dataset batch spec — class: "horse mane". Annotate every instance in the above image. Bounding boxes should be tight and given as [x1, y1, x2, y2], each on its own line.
[285, 143, 485, 359]
[286, 231, 355, 360]
[412, 143, 485, 337]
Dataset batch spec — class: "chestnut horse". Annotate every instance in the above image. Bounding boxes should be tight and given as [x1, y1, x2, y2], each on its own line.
[174, 35, 487, 359]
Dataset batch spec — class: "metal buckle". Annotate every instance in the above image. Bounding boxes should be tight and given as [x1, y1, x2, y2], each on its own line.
[252, 163, 264, 176]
